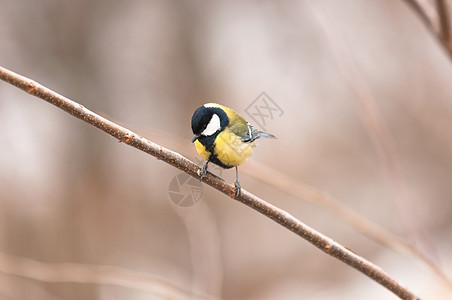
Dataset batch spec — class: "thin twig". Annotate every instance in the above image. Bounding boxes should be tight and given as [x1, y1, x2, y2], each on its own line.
[402, 0, 452, 59]
[436, 0, 452, 50]
[0, 66, 420, 299]
[403, 0, 437, 31]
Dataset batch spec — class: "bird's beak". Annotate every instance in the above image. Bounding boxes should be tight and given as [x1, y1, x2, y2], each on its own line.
[191, 134, 200, 143]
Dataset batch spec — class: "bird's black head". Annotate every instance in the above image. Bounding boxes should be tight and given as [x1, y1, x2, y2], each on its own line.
[191, 104, 229, 142]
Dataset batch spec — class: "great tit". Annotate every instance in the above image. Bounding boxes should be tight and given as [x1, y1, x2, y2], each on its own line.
[191, 103, 275, 198]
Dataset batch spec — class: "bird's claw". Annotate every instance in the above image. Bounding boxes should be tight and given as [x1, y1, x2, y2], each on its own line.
[234, 179, 241, 199]
[200, 162, 208, 181]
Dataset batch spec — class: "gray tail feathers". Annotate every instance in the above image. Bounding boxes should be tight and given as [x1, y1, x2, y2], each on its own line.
[243, 122, 277, 142]
[257, 132, 277, 139]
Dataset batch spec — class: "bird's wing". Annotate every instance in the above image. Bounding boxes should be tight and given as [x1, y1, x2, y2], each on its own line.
[242, 123, 260, 142]
[217, 104, 275, 142]
[218, 105, 249, 138]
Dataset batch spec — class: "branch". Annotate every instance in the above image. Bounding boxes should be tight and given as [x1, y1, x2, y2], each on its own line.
[138, 128, 451, 290]
[0, 66, 420, 300]
[402, 0, 437, 31]
[436, 0, 452, 50]
[402, 0, 452, 59]
[245, 162, 452, 291]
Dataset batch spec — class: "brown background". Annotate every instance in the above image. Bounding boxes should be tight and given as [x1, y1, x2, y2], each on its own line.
[0, 1, 451, 299]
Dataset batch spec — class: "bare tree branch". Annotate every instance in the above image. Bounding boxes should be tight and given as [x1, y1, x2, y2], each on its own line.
[403, 0, 452, 58]
[0, 66, 420, 299]
[245, 162, 452, 291]
[139, 128, 451, 290]
[436, 0, 452, 49]
[403, 0, 437, 31]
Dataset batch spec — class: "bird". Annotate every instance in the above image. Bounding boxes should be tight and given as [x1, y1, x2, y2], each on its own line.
[191, 103, 276, 198]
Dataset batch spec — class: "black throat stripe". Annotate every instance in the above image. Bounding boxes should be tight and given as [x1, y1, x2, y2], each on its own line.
[197, 132, 235, 169]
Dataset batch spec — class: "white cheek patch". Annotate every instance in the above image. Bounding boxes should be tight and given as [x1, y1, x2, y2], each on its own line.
[201, 114, 221, 136]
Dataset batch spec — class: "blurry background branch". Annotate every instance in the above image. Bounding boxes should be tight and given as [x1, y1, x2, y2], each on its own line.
[436, 0, 452, 46]
[311, 5, 452, 292]
[0, 252, 214, 299]
[0, 66, 420, 299]
[403, 0, 452, 57]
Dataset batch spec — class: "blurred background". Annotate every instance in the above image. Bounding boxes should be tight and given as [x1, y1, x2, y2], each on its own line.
[1, 0, 452, 299]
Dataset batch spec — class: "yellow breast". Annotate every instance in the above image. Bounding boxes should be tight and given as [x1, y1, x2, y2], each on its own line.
[194, 140, 211, 161]
[194, 129, 255, 168]
[213, 129, 255, 167]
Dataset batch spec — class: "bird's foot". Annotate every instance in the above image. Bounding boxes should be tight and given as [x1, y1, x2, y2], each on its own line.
[200, 162, 208, 181]
[233, 178, 241, 199]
